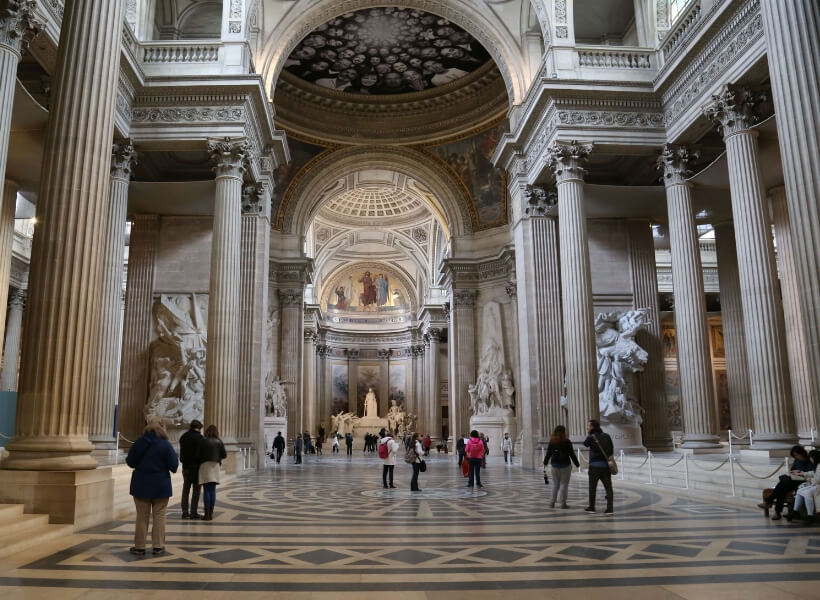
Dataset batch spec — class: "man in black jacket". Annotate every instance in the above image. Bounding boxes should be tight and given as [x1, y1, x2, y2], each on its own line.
[456, 435, 466, 466]
[272, 431, 285, 464]
[179, 420, 203, 519]
[583, 419, 615, 516]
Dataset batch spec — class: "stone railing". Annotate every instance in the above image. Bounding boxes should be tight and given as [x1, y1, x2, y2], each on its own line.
[576, 47, 654, 69]
[141, 42, 221, 64]
[661, 0, 703, 61]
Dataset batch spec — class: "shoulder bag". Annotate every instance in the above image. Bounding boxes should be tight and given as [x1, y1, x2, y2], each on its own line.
[593, 435, 618, 475]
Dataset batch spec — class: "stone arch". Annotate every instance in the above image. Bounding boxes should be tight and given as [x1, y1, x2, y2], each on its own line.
[526, 0, 552, 43]
[279, 145, 474, 237]
[256, 0, 530, 106]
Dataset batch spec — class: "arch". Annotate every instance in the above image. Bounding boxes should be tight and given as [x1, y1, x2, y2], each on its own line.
[526, 0, 552, 43]
[177, 1, 222, 39]
[256, 0, 530, 106]
[279, 145, 474, 237]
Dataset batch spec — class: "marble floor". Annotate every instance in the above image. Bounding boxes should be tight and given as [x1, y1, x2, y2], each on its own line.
[1, 452, 819, 599]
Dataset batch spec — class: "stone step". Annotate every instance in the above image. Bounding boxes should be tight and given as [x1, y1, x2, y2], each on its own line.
[0, 503, 25, 521]
[0, 504, 75, 559]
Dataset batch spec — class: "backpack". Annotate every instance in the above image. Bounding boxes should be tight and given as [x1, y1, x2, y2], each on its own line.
[404, 446, 417, 464]
[378, 440, 390, 459]
[465, 438, 485, 459]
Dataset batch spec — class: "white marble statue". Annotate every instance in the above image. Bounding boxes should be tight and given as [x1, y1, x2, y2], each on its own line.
[146, 294, 208, 429]
[501, 369, 515, 411]
[468, 302, 513, 416]
[386, 399, 404, 434]
[364, 387, 378, 418]
[331, 411, 359, 436]
[265, 374, 288, 418]
[595, 309, 650, 425]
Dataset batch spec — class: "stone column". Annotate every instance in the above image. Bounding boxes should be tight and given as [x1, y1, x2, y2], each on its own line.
[704, 86, 796, 449]
[713, 223, 754, 435]
[0, 180, 17, 349]
[449, 289, 476, 440]
[427, 328, 441, 441]
[238, 183, 270, 454]
[279, 289, 304, 435]
[302, 328, 317, 437]
[89, 141, 137, 450]
[409, 342, 421, 424]
[760, 2, 820, 422]
[2, 0, 126, 470]
[0, 287, 24, 390]
[512, 185, 564, 465]
[627, 219, 673, 451]
[204, 138, 249, 450]
[770, 186, 820, 445]
[0, 1, 40, 202]
[658, 145, 720, 449]
[546, 141, 598, 440]
[118, 214, 158, 443]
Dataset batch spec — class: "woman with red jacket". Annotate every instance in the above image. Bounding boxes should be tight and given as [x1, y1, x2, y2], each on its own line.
[465, 430, 486, 489]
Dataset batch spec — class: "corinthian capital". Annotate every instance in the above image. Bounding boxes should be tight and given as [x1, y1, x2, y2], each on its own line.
[0, 1, 41, 56]
[702, 84, 767, 138]
[523, 185, 558, 217]
[546, 140, 593, 184]
[111, 139, 138, 181]
[8, 287, 25, 309]
[208, 137, 251, 180]
[452, 289, 477, 308]
[657, 144, 700, 187]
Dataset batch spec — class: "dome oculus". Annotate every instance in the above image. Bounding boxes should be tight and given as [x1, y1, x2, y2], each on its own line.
[285, 7, 491, 95]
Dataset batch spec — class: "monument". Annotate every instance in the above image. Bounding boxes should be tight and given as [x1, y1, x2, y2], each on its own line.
[353, 387, 389, 441]
[263, 374, 288, 453]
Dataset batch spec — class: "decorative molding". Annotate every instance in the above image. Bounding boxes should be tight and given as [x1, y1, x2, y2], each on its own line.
[132, 107, 244, 123]
[0, 0, 42, 55]
[702, 84, 767, 138]
[556, 109, 665, 128]
[8, 287, 25, 309]
[657, 143, 700, 187]
[546, 140, 593, 184]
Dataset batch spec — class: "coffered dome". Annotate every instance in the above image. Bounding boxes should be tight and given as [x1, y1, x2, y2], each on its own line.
[324, 187, 424, 220]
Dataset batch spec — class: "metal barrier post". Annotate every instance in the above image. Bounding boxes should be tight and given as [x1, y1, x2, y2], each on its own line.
[749, 429, 754, 447]
[576, 448, 582, 473]
[683, 454, 689, 489]
[620, 450, 625, 481]
[648, 451, 654, 484]
[728, 429, 733, 457]
[115, 431, 120, 464]
[729, 456, 736, 497]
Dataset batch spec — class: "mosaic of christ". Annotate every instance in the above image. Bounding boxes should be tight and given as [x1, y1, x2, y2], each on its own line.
[324, 267, 411, 313]
[284, 7, 491, 94]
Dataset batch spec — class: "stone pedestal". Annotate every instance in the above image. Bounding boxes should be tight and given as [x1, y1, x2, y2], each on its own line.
[263, 416, 287, 455]
[353, 415, 389, 443]
[470, 411, 516, 461]
[602, 421, 644, 454]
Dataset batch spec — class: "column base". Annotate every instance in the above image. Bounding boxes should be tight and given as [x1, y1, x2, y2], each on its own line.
[680, 434, 723, 450]
[798, 432, 818, 447]
[676, 446, 728, 455]
[0, 467, 114, 529]
[644, 437, 675, 452]
[746, 432, 798, 452]
[1, 436, 98, 470]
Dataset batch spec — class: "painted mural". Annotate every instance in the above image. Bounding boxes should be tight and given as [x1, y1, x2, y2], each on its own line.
[430, 124, 507, 227]
[323, 265, 412, 314]
[331, 364, 348, 415]
[272, 139, 325, 222]
[388, 364, 406, 409]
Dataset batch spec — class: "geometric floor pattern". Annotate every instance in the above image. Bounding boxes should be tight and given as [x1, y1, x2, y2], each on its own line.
[2, 453, 820, 599]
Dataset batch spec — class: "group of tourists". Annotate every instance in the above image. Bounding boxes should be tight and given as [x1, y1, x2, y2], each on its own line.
[125, 420, 226, 556]
[377, 429, 426, 490]
[758, 445, 820, 523]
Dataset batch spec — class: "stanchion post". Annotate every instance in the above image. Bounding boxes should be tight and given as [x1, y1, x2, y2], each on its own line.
[683, 454, 689, 489]
[749, 429, 754, 447]
[576, 448, 582, 473]
[728, 429, 733, 457]
[729, 456, 736, 497]
[620, 450, 625, 481]
[648, 451, 654, 485]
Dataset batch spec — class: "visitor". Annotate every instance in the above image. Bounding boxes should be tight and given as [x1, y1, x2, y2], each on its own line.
[179, 419, 203, 520]
[501, 432, 512, 464]
[198, 424, 227, 521]
[408, 432, 425, 492]
[126, 421, 179, 555]
[793, 450, 820, 522]
[318, 424, 325, 445]
[543, 425, 580, 509]
[332, 434, 340, 453]
[423, 434, 432, 456]
[272, 431, 285, 463]
[315, 435, 323, 455]
[303, 431, 312, 455]
[294, 435, 303, 464]
[379, 427, 400, 489]
[456, 434, 466, 466]
[758, 445, 814, 520]
[465, 430, 485, 489]
[584, 419, 615, 516]
[345, 432, 354, 455]
[481, 433, 489, 468]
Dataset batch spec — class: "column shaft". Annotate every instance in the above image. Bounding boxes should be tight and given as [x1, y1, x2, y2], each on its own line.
[0, 287, 23, 390]
[302, 330, 316, 436]
[713, 224, 754, 434]
[627, 220, 672, 450]
[427, 332, 440, 440]
[3, 0, 125, 470]
[449, 291, 476, 440]
[0, 180, 17, 353]
[279, 290, 304, 435]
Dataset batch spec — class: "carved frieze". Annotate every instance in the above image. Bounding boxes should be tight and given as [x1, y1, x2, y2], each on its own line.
[131, 107, 245, 123]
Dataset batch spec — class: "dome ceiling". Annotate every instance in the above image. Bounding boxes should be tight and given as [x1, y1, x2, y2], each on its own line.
[284, 7, 491, 95]
[324, 187, 423, 220]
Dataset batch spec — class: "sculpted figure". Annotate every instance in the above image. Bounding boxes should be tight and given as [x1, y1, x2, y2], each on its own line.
[364, 387, 378, 418]
[501, 369, 515, 411]
[265, 375, 288, 418]
[386, 399, 404, 433]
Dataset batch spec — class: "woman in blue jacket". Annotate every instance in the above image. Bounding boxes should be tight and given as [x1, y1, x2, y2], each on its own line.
[126, 421, 179, 555]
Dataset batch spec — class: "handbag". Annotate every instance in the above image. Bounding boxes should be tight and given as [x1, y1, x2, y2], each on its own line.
[543, 466, 550, 485]
[461, 459, 469, 477]
[419, 459, 427, 472]
[593, 435, 618, 475]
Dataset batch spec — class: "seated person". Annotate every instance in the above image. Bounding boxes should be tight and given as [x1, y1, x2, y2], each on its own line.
[758, 445, 815, 520]
[793, 450, 820, 521]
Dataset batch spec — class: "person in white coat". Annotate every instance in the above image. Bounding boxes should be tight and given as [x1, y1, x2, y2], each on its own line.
[793, 450, 820, 521]
[501, 433, 512, 464]
[379, 428, 401, 489]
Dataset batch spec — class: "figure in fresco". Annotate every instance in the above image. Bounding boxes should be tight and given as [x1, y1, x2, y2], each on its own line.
[359, 271, 377, 307]
[334, 286, 348, 309]
[375, 273, 390, 306]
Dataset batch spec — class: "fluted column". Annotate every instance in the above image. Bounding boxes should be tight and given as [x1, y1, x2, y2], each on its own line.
[449, 290, 476, 440]
[0, 287, 24, 390]
[513, 185, 564, 465]
[704, 86, 796, 448]
[2, 0, 126, 470]
[713, 223, 754, 435]
[427, 328, 441, 441]
[627, 219, 672, 450]
[302, 328, 317, 436]
[770, 186, 820, 445]
[0, 2, 41, 203]
[760, 2, 820, 421]
[658, 145, 720, 449]
[0, 180, 17, 350]
[89, 141, 137, 449]
[546, 141, 598, 440]
[118, 215, 158, 443]
[279, 288, 304, 434]
[204, 138, 248, 450]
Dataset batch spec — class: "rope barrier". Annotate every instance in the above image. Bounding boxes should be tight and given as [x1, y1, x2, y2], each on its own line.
[118, 432, 135, 444]
[653, 454, 685, 468]
[734, 461, 788, 480]
[689, 457, 730, 472]
[632, 453, 650, 469]
[0, 432, 12, 439]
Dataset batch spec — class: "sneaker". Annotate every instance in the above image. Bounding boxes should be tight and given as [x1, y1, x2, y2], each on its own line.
[561, 504, 571, 509]
[152, 547, 165, 555]
[584, 506, 596, 514]
[605, 509, 614, 516]
[771, 513, 782, 521]
[129, 547, 146, 555]
[190, 513, 203, 520]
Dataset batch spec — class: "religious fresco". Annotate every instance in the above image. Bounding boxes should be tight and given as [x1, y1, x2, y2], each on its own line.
[388, 364, 406, 409]
[429, 124, 507, 227]
[331, 363, 348, 415]
[284, 7, 491, 95]
[323, 265, 412, 314]
[271, 138, 325, 221]
[356, 365, 381, 416]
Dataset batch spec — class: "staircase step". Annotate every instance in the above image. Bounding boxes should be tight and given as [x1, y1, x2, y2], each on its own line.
[0, 521, 74, 559]
[0, 503, 25, 522]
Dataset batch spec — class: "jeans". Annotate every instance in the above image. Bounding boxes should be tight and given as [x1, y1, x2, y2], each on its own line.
[770, 477, 801, 513]
[550, 465, 572, 505]
[181, 464, 200, 516]
[794, 485, 818, 515]
[274, 448, 283, 463]
[468, 458, 482, 487]
[133, 497, 168, 550]
[346, 444, 353, 456]
[202, 482, 217, 510]
[504, 450, 509, 463]
[383, 464, 394, 487]
[411, 463, 421, 490]
[588, 465, 613, 511]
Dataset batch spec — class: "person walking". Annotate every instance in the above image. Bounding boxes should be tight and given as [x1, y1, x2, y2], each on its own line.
[345, 432, 354, 456]
[126, 421, 179, 555]
[584, 419, 615, 516]
[543, 425, 579, 509]
[501, 432, 512, 464]
[456, 434, 466, 467]
[272, 431, 285, 463]
[422, 434, 432, 457]
[465, 430, 485, 489]
[379, 428, 400, 488]
[198, 425, 227, 521]
[332, 434, 340, 454]
[293, 435, 303, 464]
[179, 419, 203, 519]
[408, 432, 425, 492]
